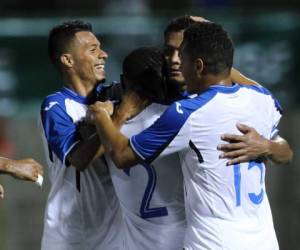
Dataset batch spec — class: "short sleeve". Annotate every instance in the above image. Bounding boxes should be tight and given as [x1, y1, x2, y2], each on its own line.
[270, 96, 282, 139]
[40, 100, 80, 164]
[130, 101, 192, 164]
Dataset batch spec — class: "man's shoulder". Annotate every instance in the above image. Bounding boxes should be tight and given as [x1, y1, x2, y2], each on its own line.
[238, 84, 283, 114]
[40, 91, 67, 114]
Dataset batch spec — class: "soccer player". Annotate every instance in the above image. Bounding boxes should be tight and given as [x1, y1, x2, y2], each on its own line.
[0, 157, 43, 199]
[103, 47, 186, 250]
[163, 15, 292, 164]
[87, 22, 290, 249]
[39, 20, 122, 250]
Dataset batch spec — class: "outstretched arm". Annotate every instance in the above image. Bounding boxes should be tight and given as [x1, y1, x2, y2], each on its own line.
[217, 123, 293, 165]
[0, 157, 44, 182]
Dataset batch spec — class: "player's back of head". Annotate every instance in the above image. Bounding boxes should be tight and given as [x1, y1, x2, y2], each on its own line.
[48, 20, 92, 67]
[183, 22, 234, 76]
[164, 15, 196, 38]
[122, 47, 167, 103]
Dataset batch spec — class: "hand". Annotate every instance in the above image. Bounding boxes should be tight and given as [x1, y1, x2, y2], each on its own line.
[0, 184, 4, 199]
[87, 101, 114, 124]
[77, 121, 97, 140]
[190, 16, 210, 22]
[115, 91, 147, 122]
[217, 123, 269, 165]
[9, 158, 44, 182]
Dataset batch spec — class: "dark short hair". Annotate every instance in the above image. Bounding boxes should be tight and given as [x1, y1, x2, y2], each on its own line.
[48, 20, 92, 66]
[164, 15, 196, 38]
[183, 22, 234, 75]
[122, 47, 167, 103]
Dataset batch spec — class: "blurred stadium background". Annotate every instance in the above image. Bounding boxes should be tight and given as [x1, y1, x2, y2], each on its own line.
[0, 0, 299, 249]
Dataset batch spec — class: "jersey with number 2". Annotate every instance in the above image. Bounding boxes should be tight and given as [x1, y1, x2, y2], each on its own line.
[106, 103, 186, 250]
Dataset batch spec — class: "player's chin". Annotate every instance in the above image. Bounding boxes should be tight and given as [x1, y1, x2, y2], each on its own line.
[96, 73, 106, 82]
[168, 75, 185, 86]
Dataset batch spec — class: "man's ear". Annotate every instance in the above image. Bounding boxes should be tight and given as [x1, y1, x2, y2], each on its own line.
[60, 53, 74, 68]
[195, 58, 204, 77]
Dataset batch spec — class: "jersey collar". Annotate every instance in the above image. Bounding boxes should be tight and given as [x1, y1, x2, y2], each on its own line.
[61, 87, 93, 105]
[209, 83, 240, 94]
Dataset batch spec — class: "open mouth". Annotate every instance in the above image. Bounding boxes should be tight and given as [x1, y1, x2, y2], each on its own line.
[95, 64, 105, 70]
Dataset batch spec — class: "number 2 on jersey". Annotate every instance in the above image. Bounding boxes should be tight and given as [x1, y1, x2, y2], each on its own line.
[234, 161, 264, 207]
[124, 164, 168, 219]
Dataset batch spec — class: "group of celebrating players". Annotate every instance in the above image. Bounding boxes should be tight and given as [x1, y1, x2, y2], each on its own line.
[36, 15, 293, 250]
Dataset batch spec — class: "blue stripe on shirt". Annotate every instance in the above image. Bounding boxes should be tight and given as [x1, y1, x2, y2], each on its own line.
[130, 87, 219, 164]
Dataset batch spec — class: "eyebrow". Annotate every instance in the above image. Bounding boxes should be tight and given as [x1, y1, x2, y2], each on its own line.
[89, 42, 101, 48]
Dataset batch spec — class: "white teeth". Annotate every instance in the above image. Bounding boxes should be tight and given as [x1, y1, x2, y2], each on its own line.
[96, 65, 105, 70]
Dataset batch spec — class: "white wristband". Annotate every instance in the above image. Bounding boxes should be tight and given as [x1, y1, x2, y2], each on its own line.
[35, 174, 43, 187]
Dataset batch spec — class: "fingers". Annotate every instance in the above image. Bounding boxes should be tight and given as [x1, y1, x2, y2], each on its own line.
[35, 162, 44, 176]
[190, 16, 210, 22]
[221, 134, 246, 142]
[236, 123, 252, 134]
[24, 159, 44, 177]
[226, 156, 249, 166]
[89, 101, 114, 117]
[219, 149, 247, 159]
[217, 142, 245, 151]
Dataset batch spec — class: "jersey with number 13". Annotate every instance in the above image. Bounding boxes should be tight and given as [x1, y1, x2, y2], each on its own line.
[130, 84, 281, 250]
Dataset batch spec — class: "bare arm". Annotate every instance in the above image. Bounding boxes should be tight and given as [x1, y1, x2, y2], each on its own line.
[87, 101, 140, 169]
[230, 68, 259, 86]
[70, 91, 144, 171]
[218, 123, 293, 165]
[0, 157, 43, 181]
[66, 133, 101, 171]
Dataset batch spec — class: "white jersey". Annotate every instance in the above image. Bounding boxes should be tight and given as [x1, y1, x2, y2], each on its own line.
[39, 87, 122, 250]
[130, 84, 281, 250]
[106, 103, 186, 250]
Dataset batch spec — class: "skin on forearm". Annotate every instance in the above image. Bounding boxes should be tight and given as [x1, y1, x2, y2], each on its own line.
[218, 123, 293, 165]
[70, 96, 141, 171]
[230, 68, 259, 86]
[93, 110, 139, 169]
[0, 157, 43, 181]
[266, 136, 293, 164]
[67, 133, 101, 171]
[0, 157, 13, 175]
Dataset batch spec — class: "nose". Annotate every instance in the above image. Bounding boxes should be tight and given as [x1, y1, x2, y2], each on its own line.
[170, 50, 180, 65]
[99, 49, 108, 59]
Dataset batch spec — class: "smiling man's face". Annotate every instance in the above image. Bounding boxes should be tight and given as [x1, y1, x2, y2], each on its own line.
[71, 31, 108, 85]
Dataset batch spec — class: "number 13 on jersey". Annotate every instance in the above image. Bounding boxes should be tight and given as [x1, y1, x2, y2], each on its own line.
[234, 161, 265, 207]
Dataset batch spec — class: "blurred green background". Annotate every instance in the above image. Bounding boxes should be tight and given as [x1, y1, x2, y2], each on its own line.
[0, 1, 299, 249]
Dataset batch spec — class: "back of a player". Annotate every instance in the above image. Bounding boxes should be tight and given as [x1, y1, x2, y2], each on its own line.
[181, 84, 280, 250]
[107, 102, 186, 250]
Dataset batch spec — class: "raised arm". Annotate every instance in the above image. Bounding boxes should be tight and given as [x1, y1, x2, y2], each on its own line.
[230, 68, 259, 86]
[87, 101, 140, 169]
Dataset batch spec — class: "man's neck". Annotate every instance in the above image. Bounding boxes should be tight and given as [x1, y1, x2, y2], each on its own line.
[63, 74, 96, 98]
[189, 74, 232, 94]
[114, 91, 150, 123]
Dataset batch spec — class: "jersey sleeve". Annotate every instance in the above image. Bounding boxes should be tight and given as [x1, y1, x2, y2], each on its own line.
[40, 100, 80, 165]
[269, 96, 282, 139]
[130, 101, 192, 164]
